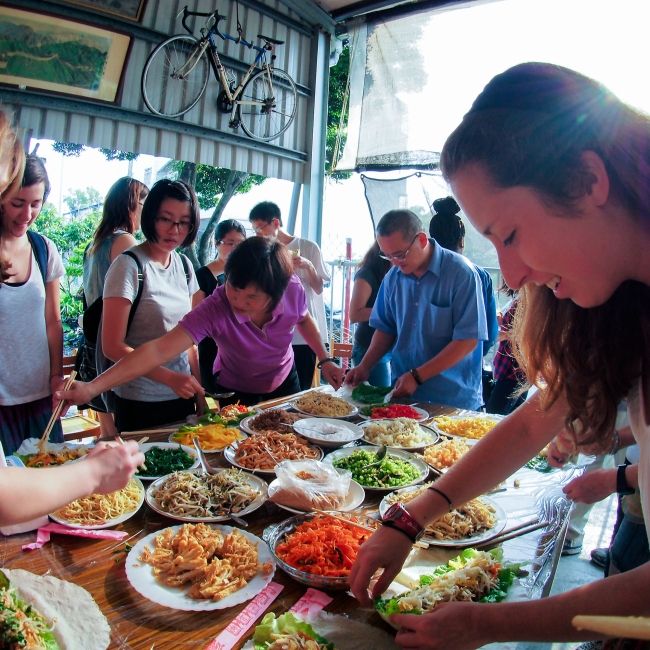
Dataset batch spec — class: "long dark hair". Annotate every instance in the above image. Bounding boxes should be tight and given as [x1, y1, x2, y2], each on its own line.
[22, 155, 50, 201]
[360, 241, 390, 279]
[441, 62, 650, 447]
[91, 177, 148, 253]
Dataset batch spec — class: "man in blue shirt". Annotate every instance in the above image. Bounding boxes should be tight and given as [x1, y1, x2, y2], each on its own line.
[346, 209, 487, 409]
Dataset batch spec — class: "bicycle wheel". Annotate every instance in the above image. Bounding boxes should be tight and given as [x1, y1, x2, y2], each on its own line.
[141, 35, 209, 118]
[238, 68, 297, 141]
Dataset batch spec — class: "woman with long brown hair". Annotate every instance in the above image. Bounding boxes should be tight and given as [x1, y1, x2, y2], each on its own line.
[350, 62, 650, 647]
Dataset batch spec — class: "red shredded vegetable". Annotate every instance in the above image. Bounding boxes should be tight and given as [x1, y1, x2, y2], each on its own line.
[275, 515, 370, 577]
[371, 404, 421, 419]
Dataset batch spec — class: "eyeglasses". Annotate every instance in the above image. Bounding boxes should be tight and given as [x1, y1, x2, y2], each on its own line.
[379, 234, 421, 261]
[218, 239, 242, 247]
[156, 215, 192, 232]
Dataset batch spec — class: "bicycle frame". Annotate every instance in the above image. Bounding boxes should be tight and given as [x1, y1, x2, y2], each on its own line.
[182, 9, 276, 107]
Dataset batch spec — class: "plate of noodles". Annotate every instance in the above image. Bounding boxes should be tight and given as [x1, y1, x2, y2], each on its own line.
[429, 414, 503, 441]
[15, 438, 93, 468]
[49, 477, 145, 529]
[291, 391, 358, 418]
[125, 523, 275, 611]
[145, 468, 268, 523]
[239, 408, 304, 435]
[223, 431, 323, 475]
[379, 484, 507, 547]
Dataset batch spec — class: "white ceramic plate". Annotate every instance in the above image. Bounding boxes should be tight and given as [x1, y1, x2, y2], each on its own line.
[168, 428, 246, 453]
[428, 413, 503, 441]
[125, 524, 275, 611]
[49, 477, 145, 530]
[357, 404, 431, 422]
[293, 417, 364, 448]
[379, 490, 507, 547]
[238, 409, 302, 435]
[145, 468, 268, 523]
[291, 394, 358, 419]
[323, 445, 430, 492]
[267, 477, 365, 514]
[16, 438, 93, 467]
[135, 442, 199, 481]
[359, 419, 439, 451]
[224, 439, 324, 475]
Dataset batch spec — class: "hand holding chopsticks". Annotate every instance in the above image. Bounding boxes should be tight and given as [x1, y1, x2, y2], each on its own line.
[39, 371, 77, 452]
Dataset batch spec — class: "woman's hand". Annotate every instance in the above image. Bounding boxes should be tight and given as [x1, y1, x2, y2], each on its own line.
[55, 380, 95, 406]
[392, 371, 418, 398]
[84, 440, 145, 494]
[392, 602, 487, 650]
[563, 468, 616, 504]
[165, 372, 204, 399]
[349, 526, 413, 606]
[320, 361, 345, 390]
[547, 429, 577, 467]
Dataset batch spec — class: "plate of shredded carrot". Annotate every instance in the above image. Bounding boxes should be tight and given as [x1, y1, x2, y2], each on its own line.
[263, 512, 379, 589]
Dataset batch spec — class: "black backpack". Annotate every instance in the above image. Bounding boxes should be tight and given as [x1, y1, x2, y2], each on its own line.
[26, 231, 49, 283]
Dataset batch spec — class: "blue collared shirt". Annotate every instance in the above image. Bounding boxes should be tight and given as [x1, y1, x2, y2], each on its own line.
[370, 240, 487, 409]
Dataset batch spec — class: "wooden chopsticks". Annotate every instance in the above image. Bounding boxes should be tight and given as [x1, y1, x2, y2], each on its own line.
[475, 518, 549, 549]
[39, 371, 77, 452]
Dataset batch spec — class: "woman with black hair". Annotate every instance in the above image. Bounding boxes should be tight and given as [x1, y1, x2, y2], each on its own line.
[429, 196, 499, 359]
[59, 237, 345, 408]
[195, 218, 246, 391]
[100, 179, 203, 431]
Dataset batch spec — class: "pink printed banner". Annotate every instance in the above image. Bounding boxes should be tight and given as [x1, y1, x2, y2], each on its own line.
[204, 581, 284, 650]
[22, 523, 128, 551]
[289, 588, 333, 619]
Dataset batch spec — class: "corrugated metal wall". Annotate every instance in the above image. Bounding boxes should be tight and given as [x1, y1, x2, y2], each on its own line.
[0, 0, 320, 182]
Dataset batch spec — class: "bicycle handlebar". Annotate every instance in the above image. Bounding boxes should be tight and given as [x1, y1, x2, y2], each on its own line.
[181, 5, 224, 36]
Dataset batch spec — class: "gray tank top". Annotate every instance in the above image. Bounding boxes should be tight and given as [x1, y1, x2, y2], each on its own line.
[83, 230, 130, 305]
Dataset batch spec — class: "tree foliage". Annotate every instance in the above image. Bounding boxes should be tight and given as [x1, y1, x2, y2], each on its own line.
[168, 161, 264, 267]
[326, 45, 350, 180]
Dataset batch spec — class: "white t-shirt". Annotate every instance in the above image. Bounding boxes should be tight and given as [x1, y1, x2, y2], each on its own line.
[102, 246, 198, 402]
[287, 237, 329, 345]
[628, 374, 650, 539]
[0, 236, 65, 405]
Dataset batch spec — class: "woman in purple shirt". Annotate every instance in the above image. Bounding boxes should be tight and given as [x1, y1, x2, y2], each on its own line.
[58, 237, 345, 407]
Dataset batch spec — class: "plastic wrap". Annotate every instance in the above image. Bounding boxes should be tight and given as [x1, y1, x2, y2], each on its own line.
[271, 460, 351, 511]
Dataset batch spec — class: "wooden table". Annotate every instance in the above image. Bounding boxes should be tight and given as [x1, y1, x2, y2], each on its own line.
[0, 397, 578, 649]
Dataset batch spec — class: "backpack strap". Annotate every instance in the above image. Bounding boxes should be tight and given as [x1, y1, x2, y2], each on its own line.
[122, 250, 145, 333]
[26, 231, 49, 284]
[179, 253, 192, 289]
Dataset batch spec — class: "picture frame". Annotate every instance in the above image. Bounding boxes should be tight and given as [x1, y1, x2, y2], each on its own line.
[0, 6, 131, 103]
[55, 0, 148, 22]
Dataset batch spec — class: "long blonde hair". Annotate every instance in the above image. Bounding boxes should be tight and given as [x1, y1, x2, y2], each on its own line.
[0, 110, 26, 283]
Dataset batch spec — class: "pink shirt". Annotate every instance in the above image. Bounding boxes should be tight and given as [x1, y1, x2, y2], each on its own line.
[179, 275, 308, 393]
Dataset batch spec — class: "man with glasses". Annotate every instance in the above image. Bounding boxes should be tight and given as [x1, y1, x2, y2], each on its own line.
[249, 201, 329, 390]
[346, 209, 487, 409]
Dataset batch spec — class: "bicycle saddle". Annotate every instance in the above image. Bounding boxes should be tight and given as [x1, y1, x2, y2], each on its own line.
[258, 34, 284, 45]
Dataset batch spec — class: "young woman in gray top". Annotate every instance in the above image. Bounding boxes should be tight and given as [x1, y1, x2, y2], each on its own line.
[82, 177, 148, 437]
[101, 179, 204, 432]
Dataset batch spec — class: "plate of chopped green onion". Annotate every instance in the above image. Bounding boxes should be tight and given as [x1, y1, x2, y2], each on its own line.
[324, 445, 429, 491]
[135, 442, 199, 480]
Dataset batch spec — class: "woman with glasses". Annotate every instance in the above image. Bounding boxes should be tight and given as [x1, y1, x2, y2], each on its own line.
[195, 218, 246, 391]
[81, 177, 149, 437]
[100, 179, 204, 432]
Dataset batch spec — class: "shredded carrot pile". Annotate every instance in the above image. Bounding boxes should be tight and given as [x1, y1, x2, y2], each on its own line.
[275, 515, 371, 577]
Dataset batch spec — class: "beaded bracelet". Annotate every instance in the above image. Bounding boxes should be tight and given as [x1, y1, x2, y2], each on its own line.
[317, 357, 340, 369]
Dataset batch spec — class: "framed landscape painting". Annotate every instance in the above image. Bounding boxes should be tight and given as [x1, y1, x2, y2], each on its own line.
[0, 6, 131, 103]
[58, 0, 148, 22]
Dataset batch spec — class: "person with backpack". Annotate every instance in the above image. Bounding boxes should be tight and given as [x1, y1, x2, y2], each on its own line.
[0, 155, 65, 454]
[80, 176, 149, 438]
[100, 179, 204, 432]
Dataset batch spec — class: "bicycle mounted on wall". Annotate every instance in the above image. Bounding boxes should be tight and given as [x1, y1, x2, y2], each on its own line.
[141, 5, 298, 142]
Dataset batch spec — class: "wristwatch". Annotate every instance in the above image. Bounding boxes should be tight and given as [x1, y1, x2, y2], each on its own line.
[381, 502, 425, 543]
[616, 464, 634, 495]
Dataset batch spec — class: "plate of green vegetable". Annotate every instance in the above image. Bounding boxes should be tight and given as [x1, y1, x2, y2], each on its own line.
[135, 442, 199, 480]
[350, 383, 392, 404]
[324, 445, 429, 491]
